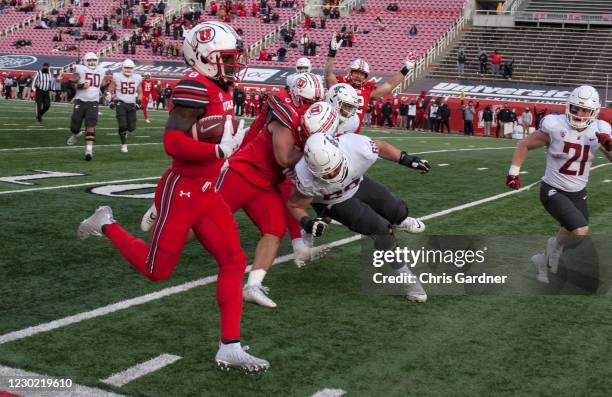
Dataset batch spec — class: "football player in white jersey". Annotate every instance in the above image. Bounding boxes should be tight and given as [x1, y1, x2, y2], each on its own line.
[108, 59, 143, 153]
[326, 82, 360, 136]
[67, 52, 109, 160]
[506, 85, 612, 283]
[287, 103, 431, 302]
[286, 57, 324, 89]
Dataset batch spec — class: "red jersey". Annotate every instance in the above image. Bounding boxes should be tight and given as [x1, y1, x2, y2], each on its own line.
[141, 79, 153, 94]
[337, 75, 376, 133]
[164, 70, 234, 178]
[230, 92, 300, 189]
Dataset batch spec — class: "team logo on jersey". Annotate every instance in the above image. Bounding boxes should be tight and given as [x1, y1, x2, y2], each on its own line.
[197, 27, 215, 43]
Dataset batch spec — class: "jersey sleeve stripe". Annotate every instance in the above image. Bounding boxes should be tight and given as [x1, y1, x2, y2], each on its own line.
[269, 96, 293, 128]
[175, 80, 208, 90]
[173, 98, 209, 107]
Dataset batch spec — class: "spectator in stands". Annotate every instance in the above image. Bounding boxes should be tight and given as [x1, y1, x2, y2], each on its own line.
[131, 41, 137, 55]
[308, 40, 318, 56]
[462, 101, 475, 135]
[53, 30, 63, 42]
[428, 100, 439, 132]
[491, 49, 502, 76]
[409, 25, 417, 36]
[271, 12, 279, 22]
[262, 12, 270, 23]
[123, 40, 129, 54]
[300, 33, 309, 55]
[386, 3, 398, 12]
[520, 107, 532, 138]
[478, 48, 487, 74]
[457, 48, 466, 76]
[304, 15, 311, 30]
[374, 16, 385, 31]
[0, 3, 6, 13]
[13, 39, 32, 49]
[320, 16, 326, 29]
[482, 105, 493, 136]
[258, 47, 269, 61]
[330, 6, 339, 19]
[358, 4, 365, 13]
[439, 99, 451, 133]
[276, 46, 287, 62]
[502, 59, 514, 80]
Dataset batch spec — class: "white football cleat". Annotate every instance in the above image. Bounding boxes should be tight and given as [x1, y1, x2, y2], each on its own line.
[67, 131, 83, 145]
[145, 118, 151, 123]
[292, 238, 329, 268]
[215, 342, 269, 373]
[397, 217, 426, 234]
[546, 237, 562, 274]
[531, 253, 549, 284]
[78, 206, 115, 240]
[140, 203, 158, 232]
[399, 267, 427, 302]
[121, 144, 128, 153]
[243, 284, 277, 308]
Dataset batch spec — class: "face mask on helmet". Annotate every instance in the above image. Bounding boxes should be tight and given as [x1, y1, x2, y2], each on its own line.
[295, 57, 312, 74]
[83, 52, 98, 70]
[565, 85, 601, 130]
[327, 84, 359, 122]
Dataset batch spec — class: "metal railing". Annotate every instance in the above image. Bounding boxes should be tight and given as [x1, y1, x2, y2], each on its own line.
[474, 9, 612, 26]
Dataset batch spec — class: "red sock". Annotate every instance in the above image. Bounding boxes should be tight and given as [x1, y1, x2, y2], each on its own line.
[143, 106, 148, 120]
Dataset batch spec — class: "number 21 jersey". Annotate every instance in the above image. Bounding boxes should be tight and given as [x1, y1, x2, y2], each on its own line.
[541, 114, 611, 192]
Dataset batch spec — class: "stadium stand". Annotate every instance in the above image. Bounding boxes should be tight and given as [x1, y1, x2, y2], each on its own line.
[251, 0, 465, 72]
[0, 1, 43, 37]
[428, 25, 612, 88]
[522, 0, 612, 15]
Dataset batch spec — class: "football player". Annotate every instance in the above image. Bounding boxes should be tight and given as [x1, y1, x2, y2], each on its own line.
[506, 85, 612, 283]
[108, 59, 143, 153]
[324, 34, 416, 133]
[67, 52, 108, 161]
[286, 57, 323, 88]
[77, 22, 270, 373]
[140, 72, 153, 123]
[326, 82, 360, 136]
[287, 104, 431, 302]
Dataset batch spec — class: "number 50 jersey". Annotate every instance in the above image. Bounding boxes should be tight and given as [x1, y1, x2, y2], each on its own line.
[294, 133, 379, 205]
[73, 64, 107, 102]
[541, 114, 611, 192]
[112, 72, 142, 104]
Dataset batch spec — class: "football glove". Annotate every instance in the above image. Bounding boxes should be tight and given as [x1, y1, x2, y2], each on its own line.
[109, 100, 117, 110]
[300, 216, 327, 238]
[506, 174, 521, 190]
[135, 98, 142, 110]
[596, 132, 612, 151]
[399, 152, 431, 174]
[217, 117, 247, 159]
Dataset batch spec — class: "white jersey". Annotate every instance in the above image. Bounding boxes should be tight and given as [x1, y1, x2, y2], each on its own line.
[73, 64, 106, 102]
[294, 133, 379, 205]
[335, 114, 360, 137]
[286, 72, 324, 88]
[112, 72, 142, 104]
[540, 114, 610, 192]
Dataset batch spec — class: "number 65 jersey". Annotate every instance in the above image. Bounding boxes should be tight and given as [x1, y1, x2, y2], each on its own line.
[294, 133, 379, 205]
[112, 72, 142, 104]
[73, 64, 107, 103]
[541, 114, 611, 192]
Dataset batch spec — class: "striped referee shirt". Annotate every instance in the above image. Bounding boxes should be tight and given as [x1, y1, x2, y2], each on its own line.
[32, 70, 55, 92]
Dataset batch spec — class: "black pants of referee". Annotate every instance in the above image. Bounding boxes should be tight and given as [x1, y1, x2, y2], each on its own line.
[35, 89, 51, 122]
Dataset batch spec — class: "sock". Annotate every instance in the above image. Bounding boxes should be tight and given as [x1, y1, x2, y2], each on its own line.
[291, 237, 303, 251]
[86, 143, 93, 155]
[247, 269, 266, 286]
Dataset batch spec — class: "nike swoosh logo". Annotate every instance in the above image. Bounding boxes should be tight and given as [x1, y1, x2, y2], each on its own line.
[200, 123, 221, 133]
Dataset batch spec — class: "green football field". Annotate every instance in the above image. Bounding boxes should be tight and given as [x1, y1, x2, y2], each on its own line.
[1, 99, 611, 397]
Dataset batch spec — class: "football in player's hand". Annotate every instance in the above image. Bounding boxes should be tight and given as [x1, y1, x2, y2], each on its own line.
[188, 115, 240, 143]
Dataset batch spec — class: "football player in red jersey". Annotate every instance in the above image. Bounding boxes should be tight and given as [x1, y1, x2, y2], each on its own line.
[324, 34, 416, 134]
[140, 72, 153, 123]
[76, 22, 270, 373]
[217, 73, 324, 308]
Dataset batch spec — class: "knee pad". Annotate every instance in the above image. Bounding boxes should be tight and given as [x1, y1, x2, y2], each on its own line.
[85, 130, 96, 142]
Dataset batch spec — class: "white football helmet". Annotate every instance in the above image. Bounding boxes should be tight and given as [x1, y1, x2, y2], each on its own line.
[83, 52, 98, 70]
[565, 85, 601, 130]
[122, 59, 135, 77]
[143, 72, 151, 78]
[347, 58, 370, 87]
[303, 133, 348, 184]
[290, 72, 324, 110]
[326, 83, 359, 123]
[300, 101, 340, 137]
[183, 21, 246, 82]
[295, 57, 312, 73]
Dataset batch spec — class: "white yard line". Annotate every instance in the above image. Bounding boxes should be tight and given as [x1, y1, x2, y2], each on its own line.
[0, 142, 161, 152]
[100, 354, 181, 387]
[0, 365, 125, 397]
[310, 389, 347, 397]
[0, 177, 160, 195]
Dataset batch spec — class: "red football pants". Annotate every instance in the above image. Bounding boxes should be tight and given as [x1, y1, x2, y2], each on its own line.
[142, 97, 149, 119]
[278, 178, 302, 240]
[104, 170, 247, 341]
[217, 168, 286, 238]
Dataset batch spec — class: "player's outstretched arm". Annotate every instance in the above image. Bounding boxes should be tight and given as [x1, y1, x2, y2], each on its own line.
[371, 52, 416, 99]
[374, 139, 431, 173]
[287, 187, 313, 222]
[325, 33, 342, 88]
[269, 121, 302, 168]
[506, 131, 550, 189]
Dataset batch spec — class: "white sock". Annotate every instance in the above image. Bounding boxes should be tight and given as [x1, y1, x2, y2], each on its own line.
[86, 143, 93, 155]
[247, 269, 266, 286]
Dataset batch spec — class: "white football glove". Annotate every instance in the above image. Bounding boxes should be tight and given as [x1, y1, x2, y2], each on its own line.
[404, 52, 417, 71]
[330, 33, 343, 51]
[217, 117, 247, 159]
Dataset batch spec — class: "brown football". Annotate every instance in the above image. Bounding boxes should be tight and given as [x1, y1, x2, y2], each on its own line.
[187, 115, 240, 144]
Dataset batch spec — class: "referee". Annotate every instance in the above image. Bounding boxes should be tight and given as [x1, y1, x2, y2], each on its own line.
[32, 63, 58, 123]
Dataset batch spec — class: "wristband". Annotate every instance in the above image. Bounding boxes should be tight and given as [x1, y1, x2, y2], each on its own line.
[299, 216, 312, 231]
[509, 165, 521, 176]
[328, 49, 336, 58]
